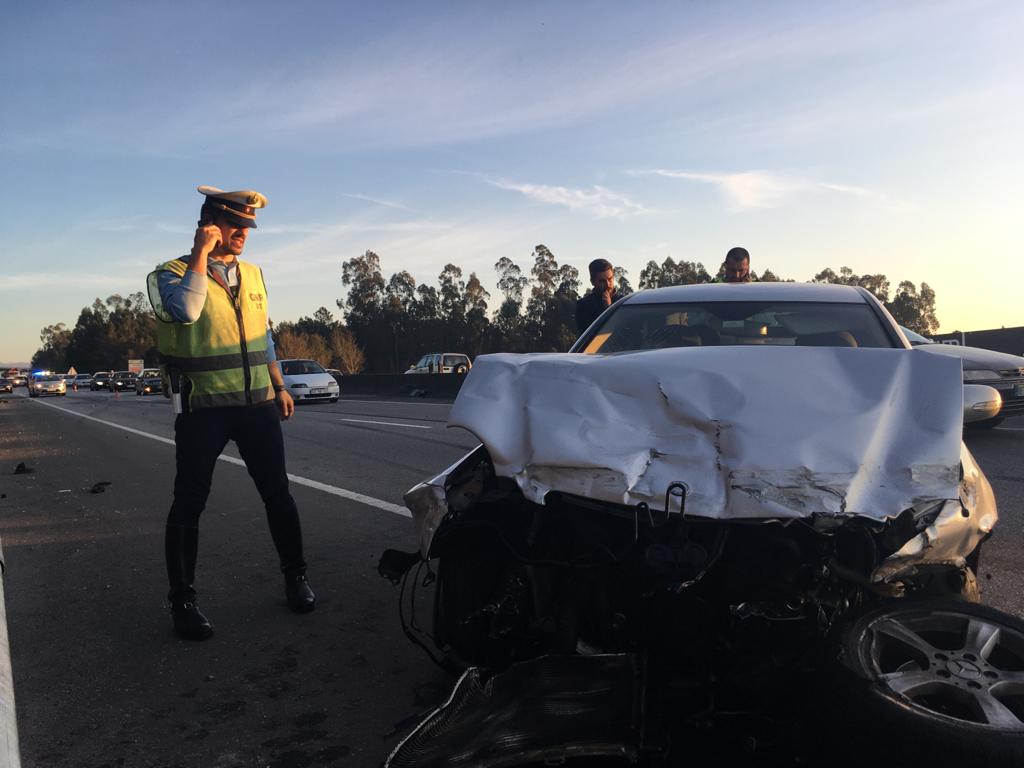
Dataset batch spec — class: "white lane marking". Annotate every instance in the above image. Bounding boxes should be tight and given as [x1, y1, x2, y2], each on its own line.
[27, 397, 411, 518]
[339, 418, 431, 430]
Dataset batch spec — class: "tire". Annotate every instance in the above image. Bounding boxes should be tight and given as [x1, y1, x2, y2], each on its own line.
[455, 365, 468, 374]
[815, 599, 1024, 767]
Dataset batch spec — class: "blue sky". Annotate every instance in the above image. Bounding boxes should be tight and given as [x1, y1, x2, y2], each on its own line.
[1, 1, 1021, 362]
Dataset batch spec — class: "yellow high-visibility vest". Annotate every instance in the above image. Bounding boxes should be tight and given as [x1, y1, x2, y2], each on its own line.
[148, 258, 273, 410]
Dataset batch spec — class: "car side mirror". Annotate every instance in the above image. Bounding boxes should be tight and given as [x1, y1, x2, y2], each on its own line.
[963, 384, 1001, 424]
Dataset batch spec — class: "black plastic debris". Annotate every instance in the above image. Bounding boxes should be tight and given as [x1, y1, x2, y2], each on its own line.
[89, 481, 112, 494]
[379, 549, 421, 584]
[13, 462, 33, 475]
[384, 654, 640, 768]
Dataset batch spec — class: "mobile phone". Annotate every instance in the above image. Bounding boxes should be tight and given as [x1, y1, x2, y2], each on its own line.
[198, 218, 221, 250]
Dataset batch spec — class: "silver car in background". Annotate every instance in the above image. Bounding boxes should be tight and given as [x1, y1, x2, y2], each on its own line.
[902, 326, 1024, 428]
[27, 374, 66, 397]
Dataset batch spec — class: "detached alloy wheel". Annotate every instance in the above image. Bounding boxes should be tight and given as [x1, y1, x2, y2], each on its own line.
[824, 600, 1024, 766]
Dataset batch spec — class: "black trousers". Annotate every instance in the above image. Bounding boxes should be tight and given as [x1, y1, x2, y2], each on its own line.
[165, 400, 306, 602]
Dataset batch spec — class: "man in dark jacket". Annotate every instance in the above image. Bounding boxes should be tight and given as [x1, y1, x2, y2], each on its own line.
[718, 247, 751, 283]
[575, 259, 623, 334]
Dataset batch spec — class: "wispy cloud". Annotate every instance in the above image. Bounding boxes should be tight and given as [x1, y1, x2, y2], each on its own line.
[255, 216, 455, 265]
[630, 169, 872, 210]
[340, 193, 410, 211]
[258, 211, 544, 294]
[488, 178, 647, 219]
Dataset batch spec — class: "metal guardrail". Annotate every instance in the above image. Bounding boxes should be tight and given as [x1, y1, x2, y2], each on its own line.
[339, 372, 467, 399]
[0, 540, 21, 768]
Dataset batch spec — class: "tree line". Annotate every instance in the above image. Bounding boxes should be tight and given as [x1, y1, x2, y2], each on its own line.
[30, 249, 940, 374]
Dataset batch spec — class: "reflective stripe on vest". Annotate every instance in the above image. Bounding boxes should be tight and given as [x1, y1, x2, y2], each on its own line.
[150, 258, 273, 410]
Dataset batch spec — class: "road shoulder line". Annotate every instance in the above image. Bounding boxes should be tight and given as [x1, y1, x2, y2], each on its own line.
[26, 397, 411, 518]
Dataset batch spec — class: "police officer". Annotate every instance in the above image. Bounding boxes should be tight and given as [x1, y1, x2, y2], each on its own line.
[148, 186, 315, 641]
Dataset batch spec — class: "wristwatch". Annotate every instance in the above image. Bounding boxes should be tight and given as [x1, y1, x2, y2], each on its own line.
[272, 383, 286, 393]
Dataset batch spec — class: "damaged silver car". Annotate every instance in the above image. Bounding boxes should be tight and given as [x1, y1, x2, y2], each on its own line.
[381, 282, 1024, 767]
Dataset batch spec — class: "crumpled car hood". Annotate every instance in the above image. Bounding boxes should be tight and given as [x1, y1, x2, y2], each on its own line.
[447, 347, 964, 521]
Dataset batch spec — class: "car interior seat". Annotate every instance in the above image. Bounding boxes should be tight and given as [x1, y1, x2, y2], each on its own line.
[649, 325, 702, 349]
[688, 325, 721, 347]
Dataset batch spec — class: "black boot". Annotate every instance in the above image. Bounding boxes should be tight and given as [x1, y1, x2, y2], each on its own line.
[170, 600, 214, 641]
[285, 573, 316, 613]
[165, 524, 213, 639]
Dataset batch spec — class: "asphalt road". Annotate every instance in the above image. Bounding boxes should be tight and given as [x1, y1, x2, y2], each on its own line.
[1, 387, 1022, 767]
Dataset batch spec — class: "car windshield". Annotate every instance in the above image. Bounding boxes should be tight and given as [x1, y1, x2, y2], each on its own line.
[282, 360, 325, 375]
[443, 355, 467, 366]
[578, 301, 897, 354]
[900, 326, 933, 345]
[36, 375, 61, 382]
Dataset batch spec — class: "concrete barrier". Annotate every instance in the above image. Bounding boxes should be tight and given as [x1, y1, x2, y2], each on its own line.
[0, 540, 22, 768]
[337, 373, 467, 400]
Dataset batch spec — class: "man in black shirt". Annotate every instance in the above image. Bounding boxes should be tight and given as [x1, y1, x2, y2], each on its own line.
[576, 259, 623, 334]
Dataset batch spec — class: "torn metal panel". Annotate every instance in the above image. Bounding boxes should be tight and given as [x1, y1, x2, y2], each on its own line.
[447, 347, 964, 522]
[873, 444, 998, 583]
[403, 450, 473, 559]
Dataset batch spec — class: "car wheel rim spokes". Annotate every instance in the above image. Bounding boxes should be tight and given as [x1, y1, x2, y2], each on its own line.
[964, 618, 1001, 660]
[868, 611, 1024, 730]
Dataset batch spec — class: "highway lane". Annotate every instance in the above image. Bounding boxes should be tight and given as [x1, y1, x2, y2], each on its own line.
[0, 391, 463, 768]
[2, 388, 1023, 767]
[18, 388, 479, 510]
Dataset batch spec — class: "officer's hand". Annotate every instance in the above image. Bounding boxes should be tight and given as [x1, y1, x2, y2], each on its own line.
[276, 389, 295, 420]
[193, 223, 222, 256]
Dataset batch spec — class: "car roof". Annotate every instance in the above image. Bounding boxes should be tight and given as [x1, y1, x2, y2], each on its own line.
[622, 282, 871, 305]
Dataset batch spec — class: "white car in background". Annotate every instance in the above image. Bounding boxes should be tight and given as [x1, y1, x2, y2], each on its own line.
[28, 373, 67, 397]
[279, 359, 340, 404]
